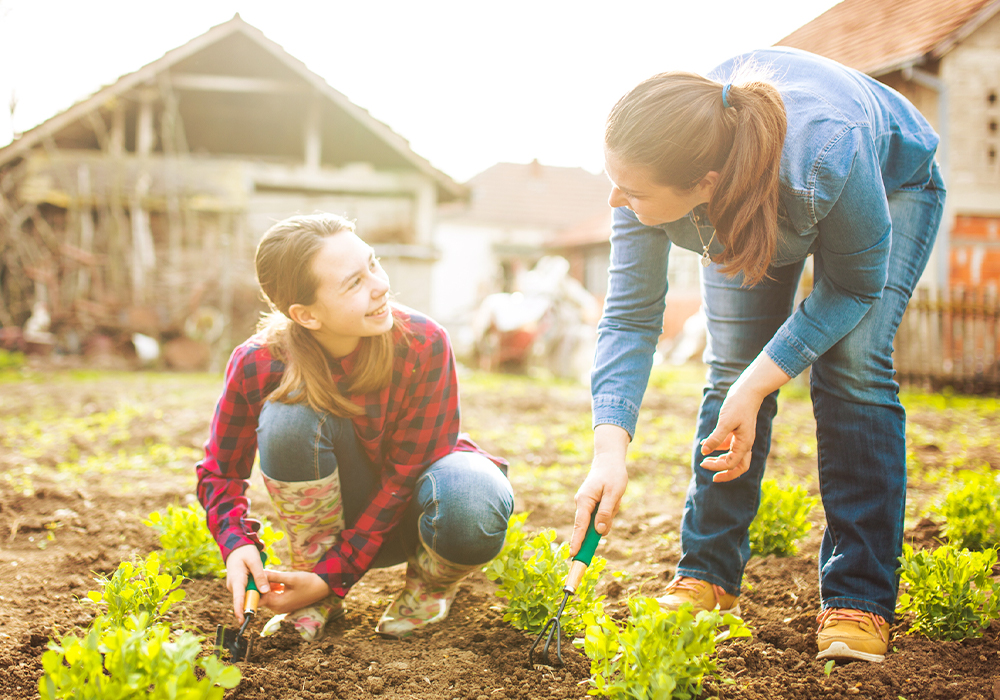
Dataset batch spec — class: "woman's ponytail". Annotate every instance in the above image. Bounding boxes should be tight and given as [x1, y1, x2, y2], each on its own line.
[708, 79, 786, 285]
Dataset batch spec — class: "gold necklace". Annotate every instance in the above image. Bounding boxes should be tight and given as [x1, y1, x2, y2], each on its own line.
[692, 211, 716, 267]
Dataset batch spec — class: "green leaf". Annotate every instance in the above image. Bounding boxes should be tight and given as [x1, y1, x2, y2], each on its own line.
[748, 479, 818, 557]
[933, 466, 1000, 551]
[576, 599, 749, 698]
[896, 543, 1000, 640]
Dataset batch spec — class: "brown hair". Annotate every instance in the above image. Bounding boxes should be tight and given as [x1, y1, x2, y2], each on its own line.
[254, 213, 395, 417]
[605, 66, 786, 286]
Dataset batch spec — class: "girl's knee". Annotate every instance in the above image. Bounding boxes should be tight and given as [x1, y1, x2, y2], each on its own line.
[257, 401, 348, 481]
[420, 456, 513, 565]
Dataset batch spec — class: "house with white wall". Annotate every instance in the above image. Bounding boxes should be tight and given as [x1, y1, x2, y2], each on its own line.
[430, 160, 609, 348]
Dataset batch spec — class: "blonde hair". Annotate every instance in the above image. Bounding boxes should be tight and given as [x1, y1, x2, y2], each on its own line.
[254, 213, 395, 417]
[605, 66, 786, 286]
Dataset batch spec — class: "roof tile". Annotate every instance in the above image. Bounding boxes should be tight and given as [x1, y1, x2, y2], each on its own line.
[777, 0, 997, 74]
[440, 160, 610, 230]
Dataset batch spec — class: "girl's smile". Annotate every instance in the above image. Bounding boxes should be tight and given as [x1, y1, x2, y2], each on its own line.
[288, 231, 394, 357]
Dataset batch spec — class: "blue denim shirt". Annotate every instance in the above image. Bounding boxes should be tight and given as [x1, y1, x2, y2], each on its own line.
[592, 47, 939, 437]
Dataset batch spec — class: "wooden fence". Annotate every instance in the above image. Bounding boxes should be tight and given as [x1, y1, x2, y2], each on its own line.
[895, 287, 1000, 393]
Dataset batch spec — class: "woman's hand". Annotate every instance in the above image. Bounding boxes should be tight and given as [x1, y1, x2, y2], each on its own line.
[700, 355, 791, 483]
[259, 571, 330, 614]
[225, 544, 271, 624]
[699, 383, 765, 482]
[570, 424, 630, 556]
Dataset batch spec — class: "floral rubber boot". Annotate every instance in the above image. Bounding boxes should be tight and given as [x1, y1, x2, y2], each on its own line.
[375, 537, 480, 639]
[259, 473, 346, 641]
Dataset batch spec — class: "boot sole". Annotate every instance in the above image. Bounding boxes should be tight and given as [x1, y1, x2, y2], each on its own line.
[816, 641, 885, 663]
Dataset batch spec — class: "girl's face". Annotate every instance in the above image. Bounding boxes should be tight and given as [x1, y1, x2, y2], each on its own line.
[604, 150, 717, 226]
[289, 231, 393, 357]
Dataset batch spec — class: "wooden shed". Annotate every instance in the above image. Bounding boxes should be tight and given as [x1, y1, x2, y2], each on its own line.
[0, 14, 464, 366]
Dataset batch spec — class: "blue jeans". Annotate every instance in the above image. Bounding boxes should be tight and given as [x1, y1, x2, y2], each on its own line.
[677, 168, 945, 622]
[256, 401, 514, 567]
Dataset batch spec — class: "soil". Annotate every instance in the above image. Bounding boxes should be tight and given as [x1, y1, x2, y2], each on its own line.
[1, 365, 998, 700]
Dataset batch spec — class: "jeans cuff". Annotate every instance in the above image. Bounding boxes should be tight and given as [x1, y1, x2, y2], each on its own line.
[820, 596, 895, 624]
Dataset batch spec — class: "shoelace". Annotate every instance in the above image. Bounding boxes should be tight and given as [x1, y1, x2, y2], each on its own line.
[816, 608, 888, 643]
[666, 577, 729, 606]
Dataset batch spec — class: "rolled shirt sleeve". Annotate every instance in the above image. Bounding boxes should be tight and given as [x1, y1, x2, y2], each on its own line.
[196, 345, 274, 561]
[590, 206, 672, 439]
[764, 126, 892, 378]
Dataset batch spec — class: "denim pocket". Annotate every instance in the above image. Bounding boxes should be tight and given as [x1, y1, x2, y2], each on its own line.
[897, 161, 946, 193]
[897, 174, 933, 192]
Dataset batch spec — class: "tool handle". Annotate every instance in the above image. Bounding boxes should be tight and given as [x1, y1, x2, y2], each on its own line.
[572, 508, 602, 567]
[565, 509, 602, 592]
[242, 550, 267, 616]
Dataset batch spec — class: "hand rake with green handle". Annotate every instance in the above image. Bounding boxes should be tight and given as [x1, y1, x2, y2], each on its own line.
[529, 509, 603, 666]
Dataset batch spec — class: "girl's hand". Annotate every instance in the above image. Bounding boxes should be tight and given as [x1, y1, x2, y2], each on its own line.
[225, 544, 271, 624]
[571, 424, 630, 556]
[259, 571, 330, 614]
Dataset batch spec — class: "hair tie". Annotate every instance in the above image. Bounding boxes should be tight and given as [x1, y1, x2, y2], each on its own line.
[721, 83, 733, 109]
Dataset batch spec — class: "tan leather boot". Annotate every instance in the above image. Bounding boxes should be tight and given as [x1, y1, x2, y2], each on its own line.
[656, 576, 741, 616]
[375, 537, 479, 639]
[816, 608, 889, 663]
[260, 473, 346, 641]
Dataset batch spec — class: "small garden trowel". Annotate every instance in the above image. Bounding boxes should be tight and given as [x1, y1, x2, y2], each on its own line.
[529, 508, 602, 667]
[215, 550, 267, 663]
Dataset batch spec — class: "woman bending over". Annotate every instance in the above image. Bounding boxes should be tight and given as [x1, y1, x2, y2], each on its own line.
[572, 47, 943, 663]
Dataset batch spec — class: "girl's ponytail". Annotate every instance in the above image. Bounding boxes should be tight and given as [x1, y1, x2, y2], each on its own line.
[255, 214, 396, 417]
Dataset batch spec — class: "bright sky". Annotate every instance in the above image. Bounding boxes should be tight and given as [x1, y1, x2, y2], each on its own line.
[0, 0, 842, 182]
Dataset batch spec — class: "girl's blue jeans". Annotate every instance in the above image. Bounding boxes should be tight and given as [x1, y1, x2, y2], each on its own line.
[677, 168, 945, 622]
[256, 400, 514, 568]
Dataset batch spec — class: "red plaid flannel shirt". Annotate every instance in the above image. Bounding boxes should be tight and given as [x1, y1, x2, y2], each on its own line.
[195, 307, 506, 597]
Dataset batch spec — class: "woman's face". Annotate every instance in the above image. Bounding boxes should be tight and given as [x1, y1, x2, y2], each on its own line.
[290, 231, 393, 357]
[604, 150, 716, 226]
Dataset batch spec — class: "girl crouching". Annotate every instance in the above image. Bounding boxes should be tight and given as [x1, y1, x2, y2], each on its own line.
[196, 212, 513, 640]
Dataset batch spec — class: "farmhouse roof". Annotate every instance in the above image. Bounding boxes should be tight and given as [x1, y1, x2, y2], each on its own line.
[0, 14, 465, 200]
[441, 160, 610, 230]
[777, 0, 1000, 75]
[548, 210, 613, 249]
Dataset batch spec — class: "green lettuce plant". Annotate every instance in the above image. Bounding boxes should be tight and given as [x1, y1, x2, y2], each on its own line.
[485, 513, 606, 636]
[577, 597, 750, 699]
[749, 479, 818, 556]
[144, 503, 284, 578]
[39, 615, 241, 700]
[933, 467, 1000, 551]
[83, 552, 186, 628]
[897, 543, 1000, 640]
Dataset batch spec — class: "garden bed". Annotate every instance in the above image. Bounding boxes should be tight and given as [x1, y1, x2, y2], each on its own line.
[0, 365, 998, 699]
